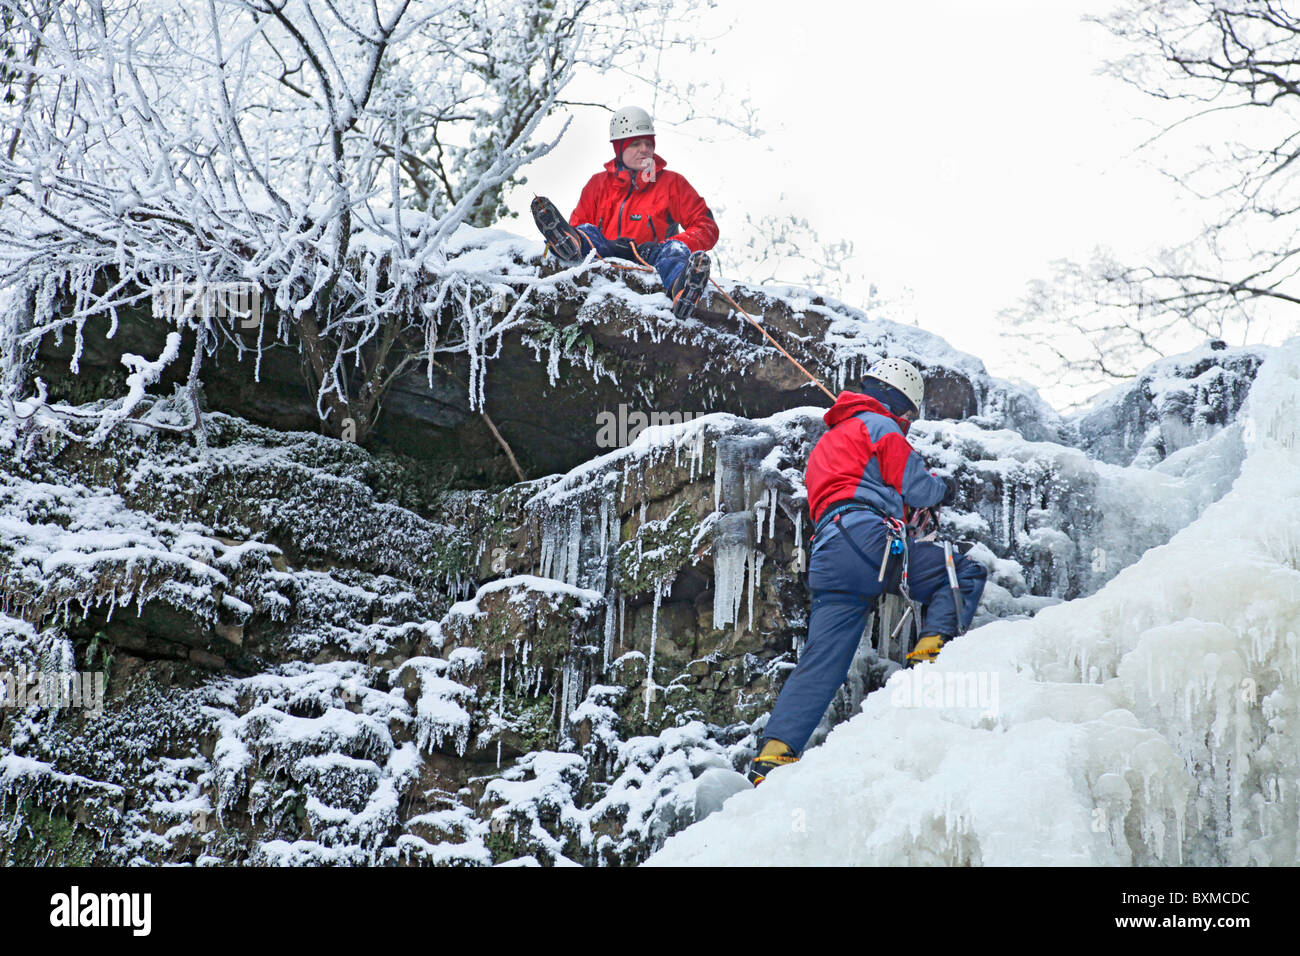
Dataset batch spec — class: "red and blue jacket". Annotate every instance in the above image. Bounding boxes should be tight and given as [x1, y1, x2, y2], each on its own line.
[569, 154, 718, 252]
[806, 391, 948, 524]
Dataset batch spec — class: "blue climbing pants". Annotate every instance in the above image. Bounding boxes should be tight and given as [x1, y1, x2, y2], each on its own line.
[575, 224, 690, 293]
[762, 510, 987, 754]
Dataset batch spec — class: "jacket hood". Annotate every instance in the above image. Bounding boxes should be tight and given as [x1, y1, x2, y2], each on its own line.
[604, 153, 669, 183]
[823, 390, 911, 434]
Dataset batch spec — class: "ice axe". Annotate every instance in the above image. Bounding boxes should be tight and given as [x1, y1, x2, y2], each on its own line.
[943, 540, 966, 636]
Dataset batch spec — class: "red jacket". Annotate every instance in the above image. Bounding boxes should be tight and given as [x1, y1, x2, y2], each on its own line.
[569, 154, 718, 252]
[805, 392, 948, 524]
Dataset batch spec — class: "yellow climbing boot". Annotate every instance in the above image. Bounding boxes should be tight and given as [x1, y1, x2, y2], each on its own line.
[906, 634, 945, 666]
[746, 738, 799, 786]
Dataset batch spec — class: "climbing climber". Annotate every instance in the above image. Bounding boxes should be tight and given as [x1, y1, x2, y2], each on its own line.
[531, 105, 719, 320]
[746, 358, 988, 785]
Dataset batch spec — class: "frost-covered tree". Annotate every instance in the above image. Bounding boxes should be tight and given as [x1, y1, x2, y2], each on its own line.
[732, 210, 857, 299]
[0, 0, 702, 450]
[1007, 0, 1300, 396]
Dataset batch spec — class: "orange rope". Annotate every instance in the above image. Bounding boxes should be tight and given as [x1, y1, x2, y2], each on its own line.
[549, 239, 838, 403]
[706, 278, 837, 402]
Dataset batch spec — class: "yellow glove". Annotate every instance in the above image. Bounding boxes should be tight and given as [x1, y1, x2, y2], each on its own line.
[905, 634, 945, 666]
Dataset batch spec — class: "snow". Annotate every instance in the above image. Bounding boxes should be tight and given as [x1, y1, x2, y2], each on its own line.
[647, 338, 1300, 867]
[393, 658, 475, 757]
[908, 409, 1246, 617]
[1071, 342, 1269, 466]
[478, 717, 748, 865]
[0, 753, 124, 798]
[445, 574, 603, 619]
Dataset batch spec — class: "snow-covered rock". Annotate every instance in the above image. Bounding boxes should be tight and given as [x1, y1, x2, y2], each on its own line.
[1071, 342, 1267, 467]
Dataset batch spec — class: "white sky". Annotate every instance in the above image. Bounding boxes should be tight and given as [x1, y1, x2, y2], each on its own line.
[505, 0, 1221, 408]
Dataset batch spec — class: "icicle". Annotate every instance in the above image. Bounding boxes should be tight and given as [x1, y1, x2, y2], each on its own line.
[545, 331, 562, 385]
[539, 510, 557, 580]
[599, 493, 609, 560]
[768, 487, 778, 542]
[559, 658, 571, 735]
[603, 590, 617, 671]
[1001, 485, 1012, 547]
[496, 655, 505, 768]
[712, 511, 755, 629]
[644, 583, 663, 720]
[748, 551, 765, 634]
[466, 288, 483, 411]
[566, 508, 581, 586]
[713, 449, 723, 510]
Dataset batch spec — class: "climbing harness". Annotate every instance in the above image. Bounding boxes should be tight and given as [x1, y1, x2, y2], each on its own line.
[808, 502, 976, 664]
[806, 505, 921, 660]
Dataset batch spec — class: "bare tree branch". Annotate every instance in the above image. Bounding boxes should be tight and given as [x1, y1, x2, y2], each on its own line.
[1008, 0, 1300, 395]
[0, 0, 713, 456]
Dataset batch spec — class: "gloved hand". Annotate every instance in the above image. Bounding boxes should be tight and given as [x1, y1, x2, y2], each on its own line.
[605, 238, 638, 260]
[940, 475, 959, 506]
[630, 240, 665, 262]
[906, 634, 945, 666]
[608, 238, 664, 262]
[909, 506, 939, 540]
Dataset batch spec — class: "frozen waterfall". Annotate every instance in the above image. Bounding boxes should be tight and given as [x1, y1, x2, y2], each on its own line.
[647, 339, 1300, 867]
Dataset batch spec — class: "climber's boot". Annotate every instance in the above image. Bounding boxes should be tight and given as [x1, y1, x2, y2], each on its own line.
[531, 196, 588, 262]
[905, 634, 945, 667]
[669, 250, 710, 319]
[746, 737, 799, 786]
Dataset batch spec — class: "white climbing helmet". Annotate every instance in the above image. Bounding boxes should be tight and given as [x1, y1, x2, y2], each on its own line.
[863, 357, 925, 415]
[609, 106, 655, 141]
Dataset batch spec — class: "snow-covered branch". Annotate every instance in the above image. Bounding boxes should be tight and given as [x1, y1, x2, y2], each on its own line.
[0, 0, 703, 448]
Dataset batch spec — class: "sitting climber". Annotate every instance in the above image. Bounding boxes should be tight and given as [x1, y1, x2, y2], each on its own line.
[531, 105, 719, 320]
[746, 358, 988, 785]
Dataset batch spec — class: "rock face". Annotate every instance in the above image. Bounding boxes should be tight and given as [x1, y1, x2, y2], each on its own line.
[1070, 343, 1268, 467]
[31, 229, 1051, 486]
[0, 235, 1263, 866]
